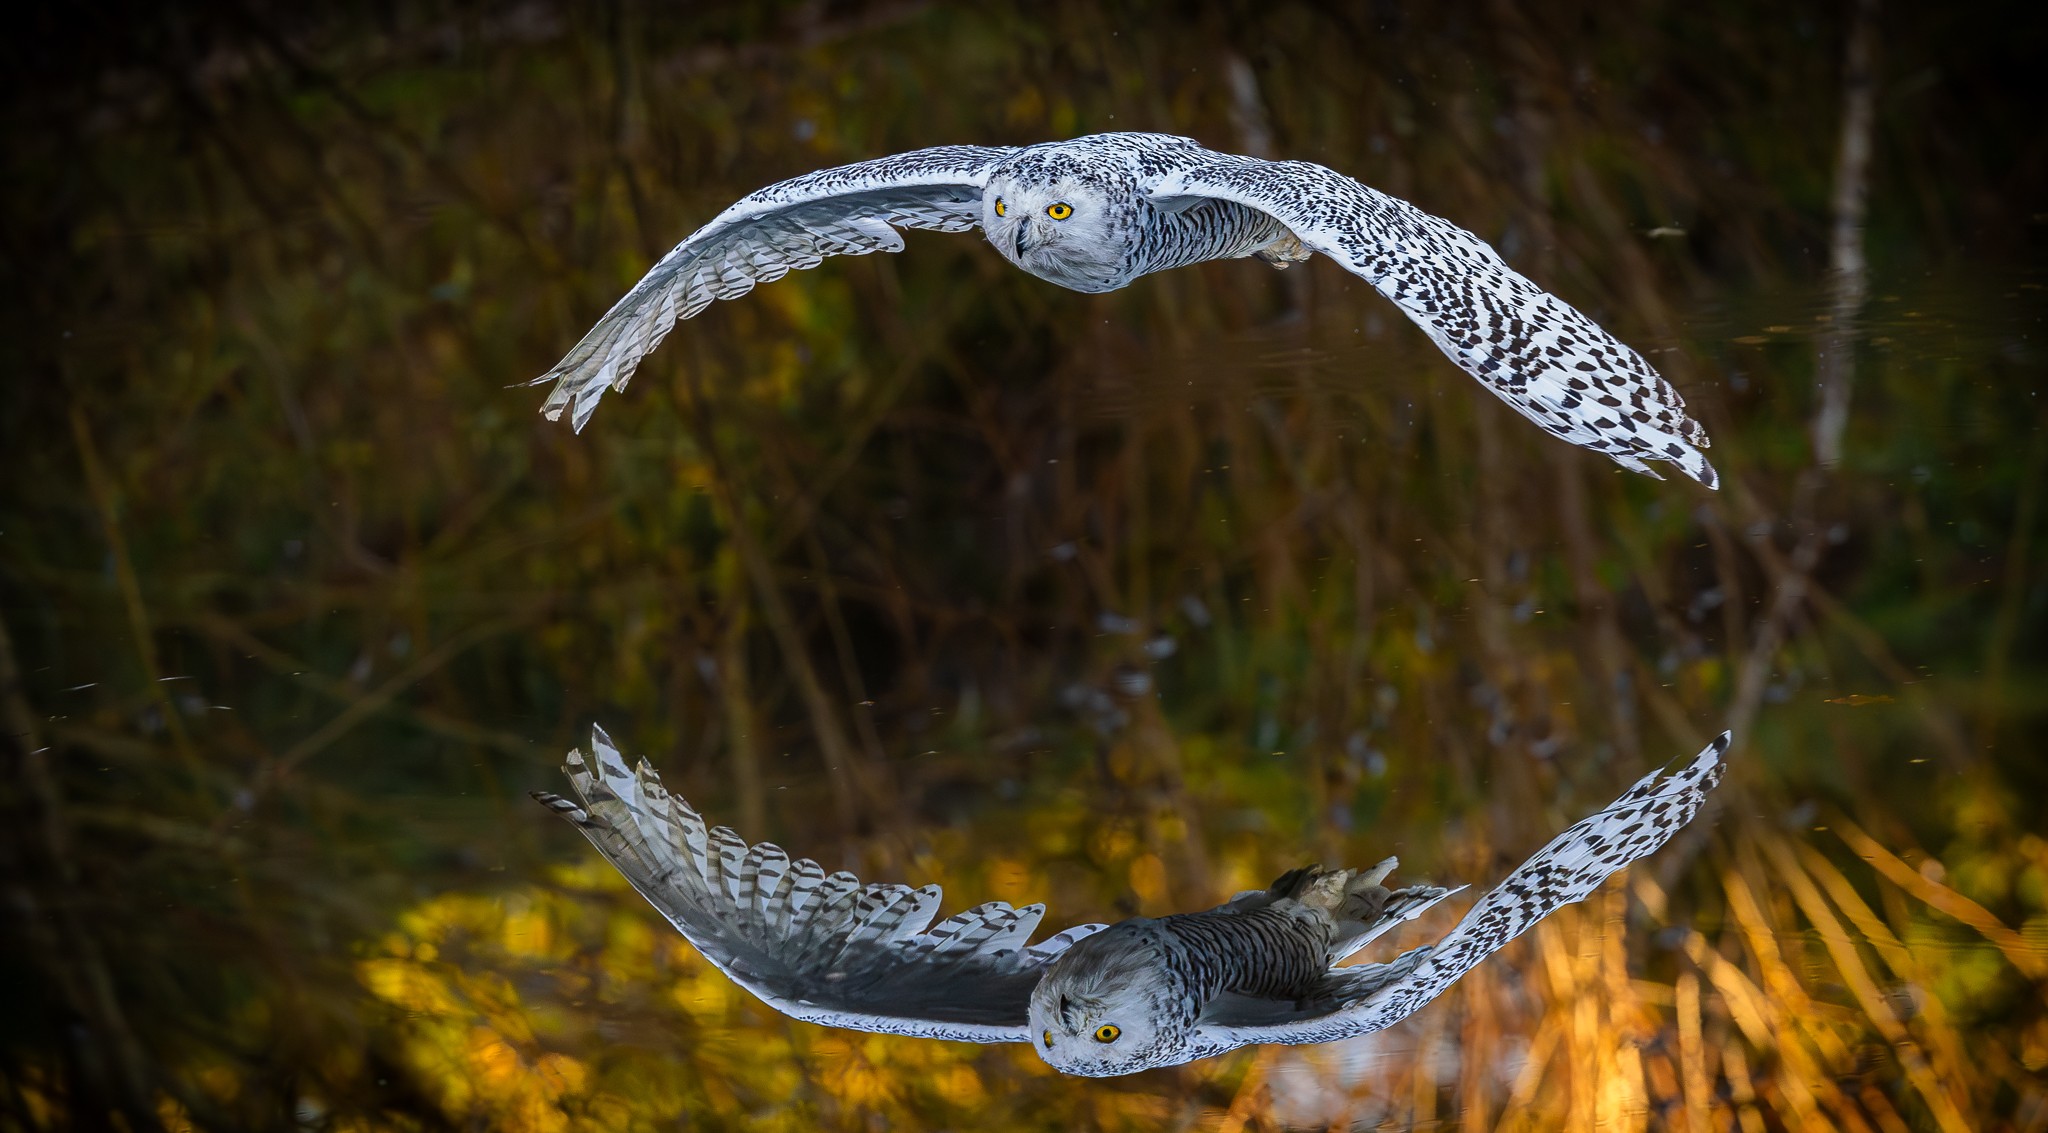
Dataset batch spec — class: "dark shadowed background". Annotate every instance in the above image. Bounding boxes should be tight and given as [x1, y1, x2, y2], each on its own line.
[1, 1, 2044, 1129]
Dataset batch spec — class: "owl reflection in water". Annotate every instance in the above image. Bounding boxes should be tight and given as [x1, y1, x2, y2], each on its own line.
[535, 727, 1727, 1076]
[1027, 860, 1444, 1075]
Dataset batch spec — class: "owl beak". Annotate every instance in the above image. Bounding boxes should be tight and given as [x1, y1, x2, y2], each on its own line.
[1014, 224, 1033, 256]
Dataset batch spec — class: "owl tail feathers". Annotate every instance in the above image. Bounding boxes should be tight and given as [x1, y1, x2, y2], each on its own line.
[1273, 861, 1461, 963]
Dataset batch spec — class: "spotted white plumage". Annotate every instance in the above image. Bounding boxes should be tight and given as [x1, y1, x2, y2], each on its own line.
[534, 132, 1714, 485]
[534, 727, 1729, 1075]
[1182, 730, 1730, 1060]
[533, 725, 1087, 1043]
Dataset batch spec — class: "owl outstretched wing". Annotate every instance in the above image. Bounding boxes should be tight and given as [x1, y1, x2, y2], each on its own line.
[534, 727, 1101, 1043]
[533, 146, 1015, 431]
[1190, 732, 1728, 1053]
[1149, 158, 1718, 487]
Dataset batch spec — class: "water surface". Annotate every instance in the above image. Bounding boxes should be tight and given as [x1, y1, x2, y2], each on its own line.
[2, 3, 2043, 1130]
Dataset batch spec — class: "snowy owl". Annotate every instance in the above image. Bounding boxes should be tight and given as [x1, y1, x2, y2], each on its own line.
[534, 727, 1728, 1075]
[533, 132, 1716, 487]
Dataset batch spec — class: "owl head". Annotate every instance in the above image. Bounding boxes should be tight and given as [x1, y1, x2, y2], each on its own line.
[981, 147, 1140, 294]
[1027, 921, 1195, 1076]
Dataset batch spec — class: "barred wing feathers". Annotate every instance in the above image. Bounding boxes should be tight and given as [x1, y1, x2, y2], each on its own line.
[533, 145, 1014, 431]
[1192, 732, 1728, 1050]
[1151, 158, 1718, 487]
[534, 726, 1102, 1043]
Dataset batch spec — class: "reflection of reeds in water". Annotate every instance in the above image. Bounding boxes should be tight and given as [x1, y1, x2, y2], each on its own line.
[2, 2, 2044, 1130]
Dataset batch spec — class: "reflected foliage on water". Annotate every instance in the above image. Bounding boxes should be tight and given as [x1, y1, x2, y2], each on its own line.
[1, 1, 2044, 1129]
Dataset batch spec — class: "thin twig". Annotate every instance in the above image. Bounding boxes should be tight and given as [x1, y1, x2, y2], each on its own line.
[0, 615, 168, 1130]
[1812, 0, 1881, 468]
[219, 615, 526, 829]
[69, 405, 198, 771]
[684, 381, 869, 832]
[1728, 0, 1882, 748]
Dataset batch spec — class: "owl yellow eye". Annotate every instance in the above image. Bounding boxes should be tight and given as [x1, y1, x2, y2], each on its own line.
[1042, 1029, 1053, 1048]
[1047, 202, 1073, 220]
[994, 198, 1007, 217]
[1093, 1024, 1120, 1044]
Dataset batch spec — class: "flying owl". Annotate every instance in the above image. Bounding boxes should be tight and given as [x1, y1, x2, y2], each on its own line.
[534, 727, 1729, 1076]
[532, 132, 1716, 487]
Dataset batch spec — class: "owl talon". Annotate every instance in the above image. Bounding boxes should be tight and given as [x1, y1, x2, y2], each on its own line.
[1254, 230, 1313, 268]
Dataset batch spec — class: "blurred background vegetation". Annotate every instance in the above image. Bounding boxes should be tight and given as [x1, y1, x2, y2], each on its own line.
[1, 0, 2044, 1129]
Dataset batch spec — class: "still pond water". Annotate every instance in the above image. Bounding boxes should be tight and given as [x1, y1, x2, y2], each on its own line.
[3, 3, 2043, 1130]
